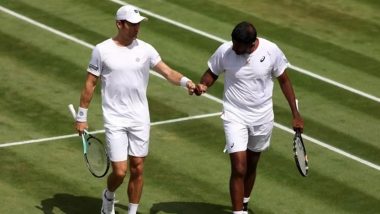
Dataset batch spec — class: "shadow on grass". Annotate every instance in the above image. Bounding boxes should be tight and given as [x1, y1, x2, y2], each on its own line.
[35, 193, 128, 214]
[150, 201, 262, 214]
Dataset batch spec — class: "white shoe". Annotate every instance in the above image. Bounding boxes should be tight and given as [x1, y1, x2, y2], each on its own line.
[101, 189, 115, 214]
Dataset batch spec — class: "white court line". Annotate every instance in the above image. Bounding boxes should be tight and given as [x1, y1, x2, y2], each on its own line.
[0, 6, 379, 171]
[0, 112, 221, 148]
[110, 0, 380, 104]
[0, 6, 95, 49]
[275, 123, 380, 171]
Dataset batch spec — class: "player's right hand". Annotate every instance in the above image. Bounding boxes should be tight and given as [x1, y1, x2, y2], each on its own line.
[194, 84, 207, 96]
[186, 80, 196, 95]
[75, 121, 88, 136]
[292, 116, 304, 133]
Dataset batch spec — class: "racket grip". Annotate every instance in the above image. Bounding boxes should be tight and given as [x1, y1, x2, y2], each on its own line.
[295, 99, 301, 134]
[68, 104, 77, 120]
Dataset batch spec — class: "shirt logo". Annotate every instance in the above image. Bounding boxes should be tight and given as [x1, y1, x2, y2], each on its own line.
[134, 9, 139, 13]
[260, 56, 266, 62]
[136, 57, 140, 62]
[89, 64, 98, 71]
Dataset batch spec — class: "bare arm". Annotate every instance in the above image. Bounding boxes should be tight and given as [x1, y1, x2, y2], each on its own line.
[194, 68, 218, 95]
[277, 70, 304, 132]
[80, 73, 98, 108]
[153, 61, 195, 93]
[75, 73, 98, 134]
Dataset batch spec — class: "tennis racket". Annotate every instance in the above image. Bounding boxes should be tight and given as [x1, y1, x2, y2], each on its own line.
[68, 104, 110, 178]
[293, 130, 308, 176]
[293, 99, 308, 176]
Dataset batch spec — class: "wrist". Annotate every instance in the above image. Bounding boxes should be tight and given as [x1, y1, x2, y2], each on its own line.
[180, 76, 190, 87]
[76, 107, 88, 122]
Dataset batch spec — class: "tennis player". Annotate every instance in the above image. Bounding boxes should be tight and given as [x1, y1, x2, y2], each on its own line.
[74, 5, 195, 214]
[194, 21, 304, 214]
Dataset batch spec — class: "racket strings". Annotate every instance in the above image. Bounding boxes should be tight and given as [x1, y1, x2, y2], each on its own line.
[85, 136, 110, 177]
[294, 134, 309, 176]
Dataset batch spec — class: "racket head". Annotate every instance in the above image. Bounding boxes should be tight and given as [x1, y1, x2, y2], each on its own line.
[83, 133, 110, 178]
[293, 131, 309, 176]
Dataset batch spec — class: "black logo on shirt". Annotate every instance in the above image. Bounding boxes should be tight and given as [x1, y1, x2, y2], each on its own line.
[89, 64, 99, 71]
[260, 56, 266, 62]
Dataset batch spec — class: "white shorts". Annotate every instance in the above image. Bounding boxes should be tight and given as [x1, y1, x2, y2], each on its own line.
[104, 124, 150, 162]
[223, 120, 274, 153]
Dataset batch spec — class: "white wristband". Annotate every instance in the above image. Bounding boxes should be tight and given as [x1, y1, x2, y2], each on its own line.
[76, 107, 88, 122]
[180, 76, 190, 87]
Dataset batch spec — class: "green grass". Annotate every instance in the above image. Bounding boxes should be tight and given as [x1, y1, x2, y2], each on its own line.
[0, 0, 379, 213]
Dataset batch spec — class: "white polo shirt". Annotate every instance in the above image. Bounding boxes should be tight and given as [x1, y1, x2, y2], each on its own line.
[208, 38, 289, 125]
[87, 39, 161, 126]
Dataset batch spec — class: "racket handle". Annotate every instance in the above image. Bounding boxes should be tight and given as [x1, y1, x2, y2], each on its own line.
[295, 99, 302, 134]
[68, 104, 77, 120]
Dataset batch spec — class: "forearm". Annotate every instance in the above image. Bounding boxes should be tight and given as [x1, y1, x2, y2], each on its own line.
[278, 71, 304, 131]
[79, 73, 98, 109]
[193, 69, 218, 96]
[200, 69, 218, 88]
[154, 61, 190, 86]
[79, 86, 95, 108]
[278, 73, 299, 118]
[75, 73, 97, 131]
[281, 85, 299, 117]
[165, 69, 185, 86]
[76, 83, 95, 123]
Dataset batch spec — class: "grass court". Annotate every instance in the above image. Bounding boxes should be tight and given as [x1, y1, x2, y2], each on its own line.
[0, 0, 379, 213]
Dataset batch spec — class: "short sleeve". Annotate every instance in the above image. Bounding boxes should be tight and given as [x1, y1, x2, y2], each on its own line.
[207, 43, 229, 76]
[148, 45, 161, 68]
[87, 46, 102, 76]
[271, 44, 289, 77]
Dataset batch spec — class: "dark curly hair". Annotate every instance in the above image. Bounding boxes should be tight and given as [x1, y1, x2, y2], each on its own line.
[231, 21, 257, 44]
